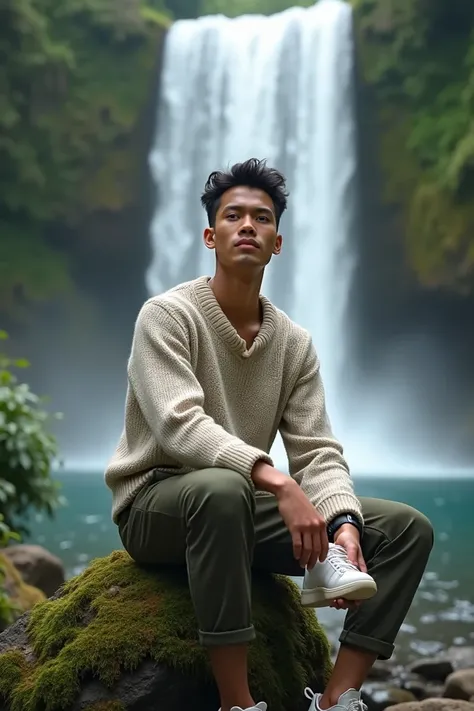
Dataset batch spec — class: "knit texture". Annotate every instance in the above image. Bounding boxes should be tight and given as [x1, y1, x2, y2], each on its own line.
[105, 276, 363, 525]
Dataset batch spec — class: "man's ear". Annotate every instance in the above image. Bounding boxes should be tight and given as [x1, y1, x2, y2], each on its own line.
[273, 234, 283, 255]
[203, 227, 216, 250]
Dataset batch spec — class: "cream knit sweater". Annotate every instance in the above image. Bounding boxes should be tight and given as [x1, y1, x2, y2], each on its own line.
[105, 276, 363, 525]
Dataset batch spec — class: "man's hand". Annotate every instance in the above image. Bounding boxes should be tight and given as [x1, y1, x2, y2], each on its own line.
[334, 523, 367, 571]
[329, 523, 367, 610]
[251, 461, 328, 570]
[275, 478, 329, 570]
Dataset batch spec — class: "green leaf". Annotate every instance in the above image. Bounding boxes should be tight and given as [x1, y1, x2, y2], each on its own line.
[13, 359, 30, 369]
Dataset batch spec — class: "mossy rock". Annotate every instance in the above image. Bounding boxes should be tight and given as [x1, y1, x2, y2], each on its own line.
[0, 554, 45, 633]
[0, 550, 332, 711]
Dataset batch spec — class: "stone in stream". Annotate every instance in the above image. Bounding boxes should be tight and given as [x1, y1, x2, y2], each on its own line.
[408, 659, 455, 683]
[386, 700, 474, 711]
[443, 669, 474, 701]
[2, 544, 65, 598]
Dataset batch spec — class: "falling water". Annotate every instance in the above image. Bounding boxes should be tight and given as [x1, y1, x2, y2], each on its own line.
[146, 0, 357, 465]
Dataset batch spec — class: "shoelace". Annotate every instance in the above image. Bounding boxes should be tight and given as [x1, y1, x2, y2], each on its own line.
[303, 688, 368, 711]
[348, 699, 368, 711]
[326, 544, 360, 574]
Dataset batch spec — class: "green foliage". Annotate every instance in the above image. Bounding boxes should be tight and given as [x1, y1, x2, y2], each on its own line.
[0, 515, 22, 629]
[0, 223, 74, 321]
[1, 0, 170, 223]
[0, 331, 65, 537]
[352, 0, 474, 290]
[1, 0, 170, 322]
[201, 0, 311, 16]
[0, 550, 332, 711]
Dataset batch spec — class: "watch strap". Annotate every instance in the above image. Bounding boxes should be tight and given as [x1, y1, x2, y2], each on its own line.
[327, 513, 363, 542]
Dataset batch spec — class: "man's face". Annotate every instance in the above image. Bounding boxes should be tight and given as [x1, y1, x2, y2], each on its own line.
[203, 185, 282, 271]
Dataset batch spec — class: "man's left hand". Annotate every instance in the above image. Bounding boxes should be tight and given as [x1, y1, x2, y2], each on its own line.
[329, 523, 367, 611]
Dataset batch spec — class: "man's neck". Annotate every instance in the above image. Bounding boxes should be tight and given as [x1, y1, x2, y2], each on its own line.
[209, 269, 263, 326]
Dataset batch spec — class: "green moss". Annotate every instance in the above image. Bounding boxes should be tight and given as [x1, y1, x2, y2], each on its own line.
[351, 0, 474, 291]
[408, 182, 474, 290]
[0, 550, 331, 711]
[0, 650, 30, 700]
[82, 702, 125, 711]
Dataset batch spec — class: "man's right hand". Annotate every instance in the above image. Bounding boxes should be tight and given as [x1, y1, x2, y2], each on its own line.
[276, 477, 328, 569]
[251, 461, 328, 570]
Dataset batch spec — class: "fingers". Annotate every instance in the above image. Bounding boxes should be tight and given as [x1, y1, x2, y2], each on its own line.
[329, 598, 360, 611]
[345, 542, 360, 569]
[292, 532, 302, 563]
[302, 521, 327, 569]
[299, 531, 314, 569]
[307, 531, 321, 570]
[293, 522, 326, 569]
[358, 550, 368, 573]
[319, 527, 329, 563]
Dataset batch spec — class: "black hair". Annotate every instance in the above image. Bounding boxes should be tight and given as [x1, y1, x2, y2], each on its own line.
[200, 158, 289, 228]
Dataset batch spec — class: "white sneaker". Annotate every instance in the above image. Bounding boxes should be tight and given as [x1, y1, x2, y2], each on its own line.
[304, 687, 367, 711]
[225, 704, 267, 711]
[300, 543, 377, 608]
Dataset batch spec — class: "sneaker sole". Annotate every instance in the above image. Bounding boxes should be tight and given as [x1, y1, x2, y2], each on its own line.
[300, 579, 378, 608]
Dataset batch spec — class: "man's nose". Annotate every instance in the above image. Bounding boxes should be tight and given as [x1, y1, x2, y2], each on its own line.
[239, 218, 256, 235]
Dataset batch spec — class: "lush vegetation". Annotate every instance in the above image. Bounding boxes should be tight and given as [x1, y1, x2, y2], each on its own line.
[0, 331, 63, 627]
[1, 0, 171, 323]
[0, 331, 64, 537]
[201, 0, 311, 15]
[352, 0, 474, 292]
[0, 516, 21, 629]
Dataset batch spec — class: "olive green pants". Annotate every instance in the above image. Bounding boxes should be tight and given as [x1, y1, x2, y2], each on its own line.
[117, 468, 434, 659]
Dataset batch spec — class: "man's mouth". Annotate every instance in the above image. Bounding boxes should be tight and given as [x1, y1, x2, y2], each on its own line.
[235, 238, 259, 249]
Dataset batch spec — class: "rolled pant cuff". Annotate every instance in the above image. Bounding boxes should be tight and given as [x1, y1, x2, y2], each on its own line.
[339, 630, 394, 660]
[199, 625, 256, 647]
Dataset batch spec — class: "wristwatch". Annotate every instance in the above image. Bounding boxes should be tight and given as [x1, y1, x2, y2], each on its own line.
[327, 513, 363, 543]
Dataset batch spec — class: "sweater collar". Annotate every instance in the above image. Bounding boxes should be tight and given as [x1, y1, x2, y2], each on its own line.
[193, 276, 277, 358]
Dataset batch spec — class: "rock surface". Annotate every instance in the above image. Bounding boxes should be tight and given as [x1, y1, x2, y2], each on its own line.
[446, 649, 474, 672]
[0, 550, 332, 711]
[409, 660, 455, 683]
[0, 554, 45, 633]
[387, 700, 474, 711]
[2, 544, 65, 597]
[361, 649, 474, 711]
[444, 670, 474, 701]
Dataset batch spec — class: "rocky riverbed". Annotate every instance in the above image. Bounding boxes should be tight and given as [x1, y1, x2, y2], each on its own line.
[361, 646, 474, 711]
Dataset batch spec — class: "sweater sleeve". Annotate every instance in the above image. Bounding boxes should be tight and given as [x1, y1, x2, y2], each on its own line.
[127, 301, 273, 480]
[279, 337, 363, 526]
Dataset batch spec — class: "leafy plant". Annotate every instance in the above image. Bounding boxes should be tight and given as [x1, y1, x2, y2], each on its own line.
[200, 0, 312, 16]
[0, 331, 65, 537]
[354, 0, 474, 291]
[0, 514, 22, 628]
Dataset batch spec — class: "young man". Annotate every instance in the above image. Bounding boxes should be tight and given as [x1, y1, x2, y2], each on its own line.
[105, 159, 434, 711]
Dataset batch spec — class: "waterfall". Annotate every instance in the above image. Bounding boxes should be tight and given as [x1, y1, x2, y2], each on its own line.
[146, 0, 358, 468]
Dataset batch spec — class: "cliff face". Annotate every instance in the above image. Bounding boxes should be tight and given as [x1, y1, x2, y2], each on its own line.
[1, 0, 170, 328]
[351, 0, 474, 295]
